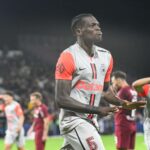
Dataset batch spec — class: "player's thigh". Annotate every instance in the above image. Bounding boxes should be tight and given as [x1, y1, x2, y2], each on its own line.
[35, 130, 45, 150]
[129, 131, 136, 149]
[5, 132, 17, 145]
[143, 118, 150, 133]
[115, 126, 131, 149]
[16, 129, 25, 148]
[60, 139, 74, 150]
[144, 119, 150, 149]
[64, 122, 105, 150]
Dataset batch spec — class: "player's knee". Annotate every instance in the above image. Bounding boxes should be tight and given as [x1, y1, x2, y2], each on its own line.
[5, 144, 12, 150]
[60, 144, 74, 150]
[17, 147, 25, 150]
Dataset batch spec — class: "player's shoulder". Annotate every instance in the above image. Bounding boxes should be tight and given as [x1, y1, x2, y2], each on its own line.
[58, 43, 79, 62]
[118, 86, 129, 95]
[13, 101, 22, 108]
[120, 86, 131, 92]
[12, 101, 19, 106]
[41, 103, 48, 110]
[121, 86, 137, 95]
[60, 43, 77, 54]
[94, 45, 111, 54]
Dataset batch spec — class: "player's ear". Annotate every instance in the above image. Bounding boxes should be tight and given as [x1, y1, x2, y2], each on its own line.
[75, 28, 82, 36]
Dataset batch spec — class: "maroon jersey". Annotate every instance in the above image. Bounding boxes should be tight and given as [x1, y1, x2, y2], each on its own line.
[115, 86, 137, 127]
[33, 104, 48, 131]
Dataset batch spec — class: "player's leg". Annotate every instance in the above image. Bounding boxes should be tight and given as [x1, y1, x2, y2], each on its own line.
[128, 130, 136, 150]
[60, 139, 74, 150]
[115, 126, 130, 150]
[17, 147, 25, 150]
[143, 118, 150, 150]
[63, 121, 105, 150]
[4, 144, 13, 150]
[4, 131, 16, 150]
[16, 128, 25, 150]
[35, 130, 46, 150]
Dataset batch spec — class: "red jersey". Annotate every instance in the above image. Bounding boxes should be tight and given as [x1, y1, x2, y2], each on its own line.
[115, 86, 137, 127]
[33, 104, 48, 131]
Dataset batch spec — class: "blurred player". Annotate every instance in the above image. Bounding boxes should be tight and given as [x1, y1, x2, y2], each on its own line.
[0, 91, 25, 150]
[111, 71, 137, 150]
[27, 92, 49, 150]
[55, 13, 145, 150]
[132, 77, 150, 150]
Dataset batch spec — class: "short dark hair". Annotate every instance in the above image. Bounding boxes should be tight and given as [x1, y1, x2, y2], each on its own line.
[112, 71, 127, 80]
[71, 13, 94, 35]
[4, 91, 14, 98]
[30, 92, 43, 101]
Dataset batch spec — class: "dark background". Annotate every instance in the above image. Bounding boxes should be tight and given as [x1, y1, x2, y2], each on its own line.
[0, 0, 150, 78]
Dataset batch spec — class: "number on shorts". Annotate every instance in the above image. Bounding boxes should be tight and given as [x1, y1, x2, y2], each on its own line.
[86, 136, 98, 150]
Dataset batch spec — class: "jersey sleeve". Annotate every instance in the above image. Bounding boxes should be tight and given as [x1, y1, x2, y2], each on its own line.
[104, 54, 113, 82]
[15, 104, 23, 116]
[138, 84, 150, 97]
[0, 104, 5, 111]
[55, 51, 76, 80]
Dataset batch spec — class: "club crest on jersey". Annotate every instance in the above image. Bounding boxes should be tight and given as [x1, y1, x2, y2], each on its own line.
[100, 64, 106, 75]
[56, 63, 65, 74]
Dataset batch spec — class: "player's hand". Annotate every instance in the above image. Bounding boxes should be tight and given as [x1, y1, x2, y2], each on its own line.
[99, 106, 119, 116]
[16, 127, 21, 133]
[42, 134, 48, 141]
[121, 100, 146, 109]
[27, 128, 32, 136]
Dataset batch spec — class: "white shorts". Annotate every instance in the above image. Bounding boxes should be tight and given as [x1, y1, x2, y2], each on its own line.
[144, 118, 150, 150]
[61, 121, 105, 150]
[5, 128, 25, 147]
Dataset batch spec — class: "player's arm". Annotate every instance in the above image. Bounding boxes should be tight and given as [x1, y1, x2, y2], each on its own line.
[55, 79, 117, 115]
[42, 116, 49, 141]
[102, 55, 125, 106]
[0, 101, 5, 112]
[102, 55, 145, 109]
[132, 77, 150, 93]
[27, 122, 35, 136]
[0, 95, 5, 112]
[17, 114, 24, 133]
[15, 104, 24, 133]
[102, 86, 125, 106]
[103, 84, 146, 109]
[41, 107, 49, 141]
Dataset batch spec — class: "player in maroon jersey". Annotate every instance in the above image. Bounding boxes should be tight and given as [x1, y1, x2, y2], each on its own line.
[111, 71, 137, 150]
[27, 92, 49, 150]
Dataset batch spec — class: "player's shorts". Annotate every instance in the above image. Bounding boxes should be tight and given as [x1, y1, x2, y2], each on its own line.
[5, 128, 25, 147]
[61, 120, 105, 150]
[115, 125, 136, 149]
[144, 118, 150, 150]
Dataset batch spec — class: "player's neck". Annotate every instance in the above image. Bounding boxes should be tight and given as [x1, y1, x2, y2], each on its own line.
[7, 100, 13, 105]
[36, 101, 42, 107]
[121, 81, 129, 88]
[77, 39, 94, 56]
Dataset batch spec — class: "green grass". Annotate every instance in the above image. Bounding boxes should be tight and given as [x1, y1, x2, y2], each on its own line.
[0, 134, 147, 150]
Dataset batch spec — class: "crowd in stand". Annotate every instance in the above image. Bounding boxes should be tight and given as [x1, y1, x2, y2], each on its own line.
[0, 50, 59, 136]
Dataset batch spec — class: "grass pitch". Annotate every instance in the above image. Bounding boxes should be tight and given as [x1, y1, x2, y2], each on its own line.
[0, 134, 146, 150]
